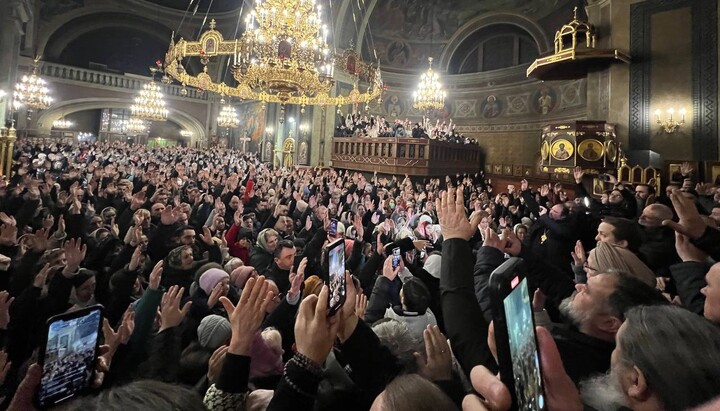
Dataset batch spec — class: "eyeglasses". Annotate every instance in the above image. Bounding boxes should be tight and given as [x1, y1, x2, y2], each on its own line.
[583, 261, 598, 272]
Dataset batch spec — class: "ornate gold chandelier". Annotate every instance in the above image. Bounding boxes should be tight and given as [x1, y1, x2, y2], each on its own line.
[164, 1, 384, 109]
[124, 117, 150, 135]
[52, 116, 73, 129]
[413, 57, 446, 112]
[217, 98, 240, 128]
[14, 58, 53, 110]
[130, 80, 168, 122]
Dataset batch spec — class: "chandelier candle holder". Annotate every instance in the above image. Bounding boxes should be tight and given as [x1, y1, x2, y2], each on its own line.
[413, 57, 446, 112]
[217, 99, 240, 128]
[131, 81, 169, 122]
[124, 117, 150, 135]
[655, 108, 686, 134]
[13, 57, 53, 111]
[52, 117, 74, 129]
[164, 8, 383, 108]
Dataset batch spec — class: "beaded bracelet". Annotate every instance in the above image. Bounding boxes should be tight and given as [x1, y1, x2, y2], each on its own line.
[291, 352, 323, 377]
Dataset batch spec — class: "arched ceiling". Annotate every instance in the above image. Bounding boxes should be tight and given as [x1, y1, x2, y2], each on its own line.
[336, 0, 576, 73]
[142, 0, 241, 13]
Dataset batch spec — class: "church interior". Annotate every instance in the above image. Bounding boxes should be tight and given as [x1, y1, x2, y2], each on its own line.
[2, 0, 715, 184]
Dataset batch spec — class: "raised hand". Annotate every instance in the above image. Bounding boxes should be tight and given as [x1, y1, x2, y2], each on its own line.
[158, 285, 191, 332]
[662, 189, 707, 240]
[29, 228, 51, 253]
[382, 255, 401, 281]
[199, 226, 215, 246]
[294, 285, 341, 364]
[353, 213, 364, 239]
[436, 187, 481, 241]
[570, 240, 586, 266]
[206, 345, 228, 384]
[0, 224, 18, 246]
[288, 257, 307, 301]
[160, 205, 179, 226]
[0, 213, 16, 227]
[675, 232, 708, 263]
[63, 238, 87, 273]
[305, 215, 313, 232]
[219, 276, 273, 355]
[570, 168, 583, 185]
[207, 282, 225, 309]
[148, 261, 163, 290]
[415, 325, 452, 382]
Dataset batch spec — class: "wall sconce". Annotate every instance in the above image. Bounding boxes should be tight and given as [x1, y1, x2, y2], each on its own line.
[655, 108, 686, 133]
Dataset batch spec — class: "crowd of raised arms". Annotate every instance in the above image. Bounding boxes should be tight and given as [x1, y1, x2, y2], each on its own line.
[335, 114, 478, 144]
[0, 139, 718, 411]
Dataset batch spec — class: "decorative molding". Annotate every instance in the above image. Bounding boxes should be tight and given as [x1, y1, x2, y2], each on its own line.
[453, 99, 478, 118]
[506, 93, 530, 115]
[629, 0, 718, 160]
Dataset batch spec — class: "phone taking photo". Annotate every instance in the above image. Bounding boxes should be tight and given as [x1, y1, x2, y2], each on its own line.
[489, 258, 547, 411]
[329, 219, 338, 238]
[36, 305, 104, 408]
[327, 238, 346, 316]
[392, 247, 401, 270]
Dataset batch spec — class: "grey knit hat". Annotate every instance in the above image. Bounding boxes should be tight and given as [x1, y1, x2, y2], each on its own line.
[197, 315, 231, 349]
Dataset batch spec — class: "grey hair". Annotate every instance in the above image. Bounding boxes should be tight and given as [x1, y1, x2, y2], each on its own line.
[618, 306, 720, 410]
[372, 319, 421, 373]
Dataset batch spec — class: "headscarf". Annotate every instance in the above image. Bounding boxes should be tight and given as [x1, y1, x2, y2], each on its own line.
[166, 246, 188, 269]
[589, 241, 656, 287]
[257, 228, 279, 253]
[198, 268, 229, 295]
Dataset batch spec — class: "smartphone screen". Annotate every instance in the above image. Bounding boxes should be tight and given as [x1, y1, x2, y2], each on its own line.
[329, 219, 338, 238]
[327, 238, 346, 316]
[37, 306, 103, 407]
[392, 247, 401, 269]
[502, 276, 546, 410]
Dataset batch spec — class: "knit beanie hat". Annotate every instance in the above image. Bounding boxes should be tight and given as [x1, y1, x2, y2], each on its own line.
[224, 258, 244, 274]
[303, 275, 324, 298]
[231, 266, 256, 289]
[249, 330, 284, 379]
[197, 315, 231, 349]
[199, 268, 229, 295]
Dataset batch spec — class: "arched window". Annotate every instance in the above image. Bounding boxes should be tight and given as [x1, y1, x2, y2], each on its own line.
[448, 24, 539, 74]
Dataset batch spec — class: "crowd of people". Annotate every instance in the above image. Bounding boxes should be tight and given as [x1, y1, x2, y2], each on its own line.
[335, 114, 478, 144]
[0, 139, 716, 410]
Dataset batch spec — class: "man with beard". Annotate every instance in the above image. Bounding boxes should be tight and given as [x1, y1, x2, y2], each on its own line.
[579, 305, 720, 411]
[551, 270, 667, 383]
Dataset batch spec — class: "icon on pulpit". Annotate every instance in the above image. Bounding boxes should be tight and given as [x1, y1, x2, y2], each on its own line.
[550, 139, 573, 161]
[578, 139, 603, 161]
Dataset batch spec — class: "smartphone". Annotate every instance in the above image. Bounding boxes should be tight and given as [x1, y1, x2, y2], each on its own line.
[489, 258, 547, 411]
[329, 219, 338, 238]
[36, 305, 104, 408]
[392, 247, 401, 270]
[327, 238, 346, 316]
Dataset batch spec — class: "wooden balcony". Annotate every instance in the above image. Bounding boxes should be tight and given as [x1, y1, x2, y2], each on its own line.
[331, 137, 483, 176]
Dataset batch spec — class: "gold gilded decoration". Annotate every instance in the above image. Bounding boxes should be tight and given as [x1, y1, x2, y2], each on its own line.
[164, 6, 383, 107]
[605, 140, 617, 162]
[541, 140, 550, 161]
[578, 139, 604, 161]
[554, 167, 572, 174]
[550, 139, 573, 161]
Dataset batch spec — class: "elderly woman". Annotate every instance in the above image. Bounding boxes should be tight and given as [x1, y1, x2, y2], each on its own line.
[250, 228, 280, 273]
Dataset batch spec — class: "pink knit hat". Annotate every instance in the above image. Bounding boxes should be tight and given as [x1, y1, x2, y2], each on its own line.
[249, 330, 283, 379]
[198, 268, 229, 295]
[231, 266, 256, 289]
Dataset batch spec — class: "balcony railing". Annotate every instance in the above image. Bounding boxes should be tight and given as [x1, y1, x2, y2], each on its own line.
[332, 136, 483, 177]
[37, 62, 209, 101]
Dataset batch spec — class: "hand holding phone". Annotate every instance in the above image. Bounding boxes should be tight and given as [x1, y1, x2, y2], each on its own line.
[489, 258, 547, 411]
[327, 239, 346, 316]
[37, 305, 104, 408]
[329, 219, 338, 238]
[392, 247, 401, 270]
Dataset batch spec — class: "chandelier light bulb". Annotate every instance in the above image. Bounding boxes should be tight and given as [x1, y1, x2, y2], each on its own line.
[217, 103, 240, 128]
[130, 81, 169, 121]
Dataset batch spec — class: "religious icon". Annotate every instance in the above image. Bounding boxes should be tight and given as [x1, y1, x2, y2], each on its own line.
[205, 38, 216, 54]
[481, 95, 501, 118]
[593, 178, 606, 195]
[578, 139, 604, 161]
[605, 140, 617, 162]
[298, 141, 308, 165]
[385, 95, 404, 117]
[533, 88, 557, 115]
[386, 40, 410, 65]
[263, 141, 273, 163]
[550, 139, 573, 160]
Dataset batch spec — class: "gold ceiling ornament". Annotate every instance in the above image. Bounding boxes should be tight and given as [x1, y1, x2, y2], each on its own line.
[217, 97, 240, 128]
[413, 57, 446, 112]
[164, 4, 384, 109]
[13, 57, 53, 111]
